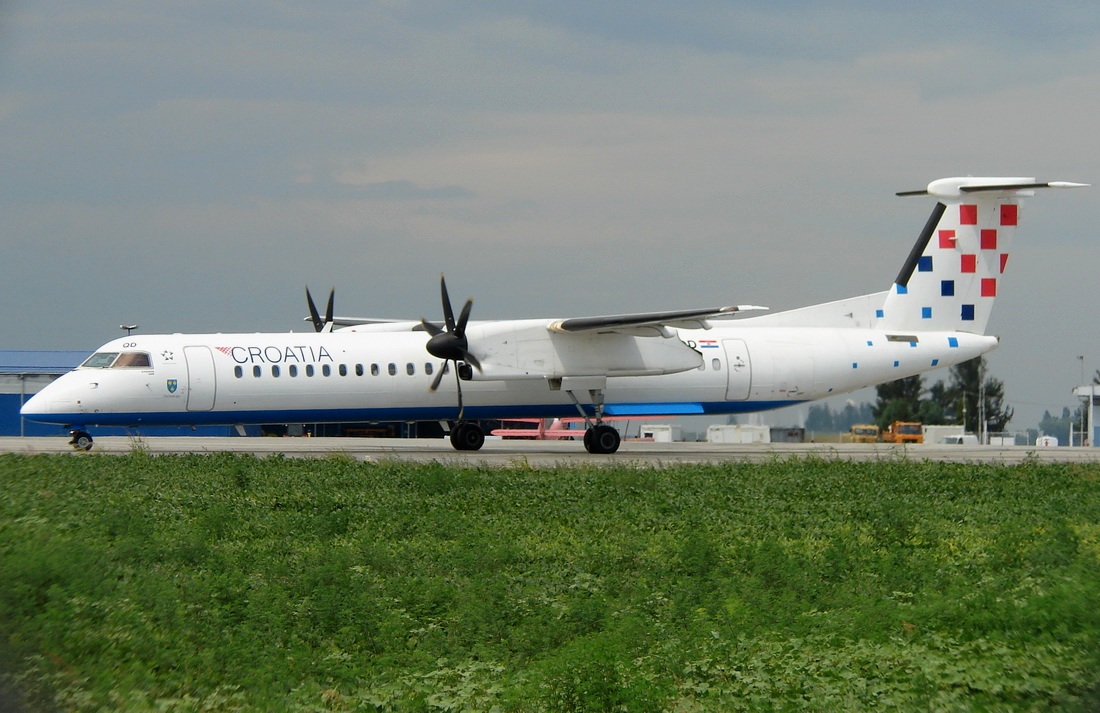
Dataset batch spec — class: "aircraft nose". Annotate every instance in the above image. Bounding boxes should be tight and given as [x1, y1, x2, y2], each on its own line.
[20, 390, 51, 419]
[20, 384, 75, 423]
[20, 391, 45, 420]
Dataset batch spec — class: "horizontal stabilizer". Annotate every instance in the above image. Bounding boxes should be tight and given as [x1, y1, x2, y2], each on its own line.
[897, 177, 1089, 198]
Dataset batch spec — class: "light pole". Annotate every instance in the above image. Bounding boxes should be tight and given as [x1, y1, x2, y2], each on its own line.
[1075, 356, 1085, 447]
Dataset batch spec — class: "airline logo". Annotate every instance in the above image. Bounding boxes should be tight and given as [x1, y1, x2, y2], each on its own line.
[215, 345, 334, 364]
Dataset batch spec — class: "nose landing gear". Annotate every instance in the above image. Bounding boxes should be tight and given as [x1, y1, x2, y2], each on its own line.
[69, 429, 94, 451]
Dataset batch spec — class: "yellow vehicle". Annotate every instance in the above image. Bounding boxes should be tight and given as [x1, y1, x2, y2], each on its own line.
[847, 424, 881, 443]
[883, 421, 923, 444]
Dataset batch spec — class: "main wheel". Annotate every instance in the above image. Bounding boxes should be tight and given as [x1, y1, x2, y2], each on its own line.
[584, 424, 621, 454]
[69, 430, 94, 452]
[449, 422, 485, 451]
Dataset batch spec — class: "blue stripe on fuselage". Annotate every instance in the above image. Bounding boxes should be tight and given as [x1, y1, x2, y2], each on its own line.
[28, 400, 804, 428]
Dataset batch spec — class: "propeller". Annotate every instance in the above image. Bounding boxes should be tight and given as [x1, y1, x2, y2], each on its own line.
[421, 276, 481, 416]
[306, 287, 335, 333]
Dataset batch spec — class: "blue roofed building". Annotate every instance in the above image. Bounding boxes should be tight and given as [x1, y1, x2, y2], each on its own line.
[1, 350, 87, 436]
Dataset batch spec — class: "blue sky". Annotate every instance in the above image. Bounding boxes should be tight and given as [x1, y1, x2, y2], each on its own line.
[2, 1, 1097, 429]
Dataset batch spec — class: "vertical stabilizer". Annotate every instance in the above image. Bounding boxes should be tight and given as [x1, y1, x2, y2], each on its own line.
[878, 177, 1086, 334]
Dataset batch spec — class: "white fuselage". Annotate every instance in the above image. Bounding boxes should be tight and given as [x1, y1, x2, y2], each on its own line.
[21, 175, 1084, 444]
[21, 319, 997, 429]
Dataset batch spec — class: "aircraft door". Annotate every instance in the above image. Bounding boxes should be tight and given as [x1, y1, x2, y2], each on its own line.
[183, 346, 217, 411]
[722, 339, 751, 400]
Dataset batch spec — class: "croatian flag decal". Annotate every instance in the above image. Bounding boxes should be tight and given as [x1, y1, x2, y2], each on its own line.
[698, 339, 719, 349]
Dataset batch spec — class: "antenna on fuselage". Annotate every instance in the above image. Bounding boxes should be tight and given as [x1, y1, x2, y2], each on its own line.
[119, 324, 139, 336]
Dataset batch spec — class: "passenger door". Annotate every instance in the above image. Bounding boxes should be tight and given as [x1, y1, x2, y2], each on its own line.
[184, 346, 217, 411]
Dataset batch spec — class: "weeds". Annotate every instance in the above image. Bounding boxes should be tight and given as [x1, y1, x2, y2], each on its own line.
[0, 453, 1097, 710]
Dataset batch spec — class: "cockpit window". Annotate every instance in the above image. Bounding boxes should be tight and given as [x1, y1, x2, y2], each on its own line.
[82, 352, 120, 368]
[81, 351, 152, 368]
[114, 352, 152, 368]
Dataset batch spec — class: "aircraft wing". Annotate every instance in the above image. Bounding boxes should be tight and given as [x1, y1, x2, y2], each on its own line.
[303, 316, 412, 327]
[548, 305, 766, 334]
[340, 317, 412, 327]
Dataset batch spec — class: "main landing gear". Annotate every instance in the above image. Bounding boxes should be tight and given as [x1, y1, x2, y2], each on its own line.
[449, 421, 485, 451]
[583, 423, 621, 455]
[441, 375, 624, 455]
[561, 376, 623, 455]
[69, 429, 94, 451]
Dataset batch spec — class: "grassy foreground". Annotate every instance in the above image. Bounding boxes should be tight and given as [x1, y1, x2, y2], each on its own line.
[1, 453, 1098, 711]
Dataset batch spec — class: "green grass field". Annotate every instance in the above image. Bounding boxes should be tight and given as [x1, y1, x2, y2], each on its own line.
[1, 452, 1098, 711]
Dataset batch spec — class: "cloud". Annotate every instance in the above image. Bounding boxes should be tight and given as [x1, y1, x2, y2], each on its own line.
[1, 1, 1097, 429]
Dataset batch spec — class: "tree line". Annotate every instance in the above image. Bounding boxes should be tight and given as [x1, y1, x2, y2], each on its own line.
[806, 356, 1013, 435]
[807, 360, 1098, 443]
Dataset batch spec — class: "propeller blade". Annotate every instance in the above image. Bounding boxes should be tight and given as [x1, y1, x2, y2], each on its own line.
[425, 275, 478, 419]
[429, 361, 448, 392]
[420, 319, 444, 337]
[454, 366, 465, 421]
[461, 351, 482, 371]
[306, 287, 324, 332]
[455, 298, 473, 336]
[440, 275, 456, 333]
[324, 289, 334, 326]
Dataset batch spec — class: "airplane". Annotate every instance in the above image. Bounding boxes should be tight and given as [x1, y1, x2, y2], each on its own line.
[21, 176, 1086, 454]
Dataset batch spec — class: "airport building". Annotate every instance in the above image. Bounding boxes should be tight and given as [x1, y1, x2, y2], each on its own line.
[1074, 384, 1099, 447]
[1, 351, 86, 437]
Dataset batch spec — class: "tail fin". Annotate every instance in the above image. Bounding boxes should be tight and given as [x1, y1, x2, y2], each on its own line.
[878, 177, 1086, 334]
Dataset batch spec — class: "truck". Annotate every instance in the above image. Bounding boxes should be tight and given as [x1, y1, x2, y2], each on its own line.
[883, 421, 923, 444]
[846, 424, 881, 443]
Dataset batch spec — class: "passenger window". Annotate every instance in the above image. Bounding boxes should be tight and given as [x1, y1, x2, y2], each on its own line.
[406, 363, 415, 376]
[234, 366, 243, 378]
[425, 363, 434, 376]
[712, 358, 721, 371]
[306, 364, 314, 377]
[271, 365, 280, 377]
[371, 363, 379, 376]
[253, 365, 262, 377]
[339, 364, 347, 377]
[323, 364, 331, 377]
[289, 365, 298, 377]
[355, 364, 364, 376]
[388, 363, 397, 376]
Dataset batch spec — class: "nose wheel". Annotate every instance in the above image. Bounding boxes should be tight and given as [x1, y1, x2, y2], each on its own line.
[69, 430, 94, 451]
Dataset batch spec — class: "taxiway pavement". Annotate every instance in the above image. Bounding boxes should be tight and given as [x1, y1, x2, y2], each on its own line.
[2, 437, 1098, 467]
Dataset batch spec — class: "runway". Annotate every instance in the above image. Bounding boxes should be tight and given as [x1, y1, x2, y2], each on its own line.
[3, 436, 1099, 467]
